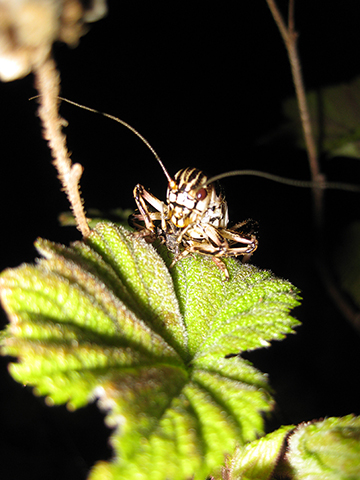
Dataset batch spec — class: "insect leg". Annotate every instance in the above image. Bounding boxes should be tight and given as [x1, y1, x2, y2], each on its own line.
[170, 238, 230, 280]
[211, 257, 230, 280]
[169, 248, 192, 268]
[218, 228, 258, 256]
[129, 184, 165, 231]
[231, 218, 259, 235]
[129, 211, 161, 230]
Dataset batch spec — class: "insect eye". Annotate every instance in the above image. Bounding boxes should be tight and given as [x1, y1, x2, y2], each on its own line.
[196, 188, 207, 201]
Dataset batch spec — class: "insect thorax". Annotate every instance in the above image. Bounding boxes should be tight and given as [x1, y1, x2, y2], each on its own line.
[165, 167, 229, 230]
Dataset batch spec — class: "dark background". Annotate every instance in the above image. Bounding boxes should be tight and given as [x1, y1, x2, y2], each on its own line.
[1, 1, 360, 479]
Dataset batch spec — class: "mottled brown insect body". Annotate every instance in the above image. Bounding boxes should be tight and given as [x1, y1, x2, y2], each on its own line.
[129, 167, 258, 279]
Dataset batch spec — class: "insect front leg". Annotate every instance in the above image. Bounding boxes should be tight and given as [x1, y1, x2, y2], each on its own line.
[129, 184, 166, 242]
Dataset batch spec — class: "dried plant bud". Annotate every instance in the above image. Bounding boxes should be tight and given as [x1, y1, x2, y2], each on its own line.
[0, 0, 107, 82]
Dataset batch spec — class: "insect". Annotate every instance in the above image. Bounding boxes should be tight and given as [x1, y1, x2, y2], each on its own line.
[128, 164, 258, 280]
[53, 99, 258, 279]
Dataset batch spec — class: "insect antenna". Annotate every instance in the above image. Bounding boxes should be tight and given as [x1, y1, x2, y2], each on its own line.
[205, 170, 360, 193]
[31, 96, 360, 194]
[53, 97, 174, 183]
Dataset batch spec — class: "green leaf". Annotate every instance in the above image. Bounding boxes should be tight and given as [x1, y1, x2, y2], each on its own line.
[171, 254, 300, 357]
[283, 76, 360, 158]
[287, 415, 360, 479]
[213, 425, 294, 480]
[0, 222, 301, 480]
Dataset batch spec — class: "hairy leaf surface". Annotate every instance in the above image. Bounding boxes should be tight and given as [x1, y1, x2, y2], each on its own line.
[287, 415, 360, 479]
[0, 223, 301, 479]
[214, 425, 294, 480]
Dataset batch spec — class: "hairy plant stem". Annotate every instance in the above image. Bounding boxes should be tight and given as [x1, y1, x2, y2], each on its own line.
[266, 0, 360, 335]
[34, 57, 90, 237]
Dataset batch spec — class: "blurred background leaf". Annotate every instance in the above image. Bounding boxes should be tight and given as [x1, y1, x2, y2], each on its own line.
[287, 415, 360, 479]
[335, 221, 360, 309]
[282, 76, 360, 158]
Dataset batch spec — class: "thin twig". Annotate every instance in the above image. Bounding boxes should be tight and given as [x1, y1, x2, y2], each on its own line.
[33, 57, 90, 237]
[266, 0, 360, 336]
[266, 0, 323, 225]
[288, 0, 295, 37]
